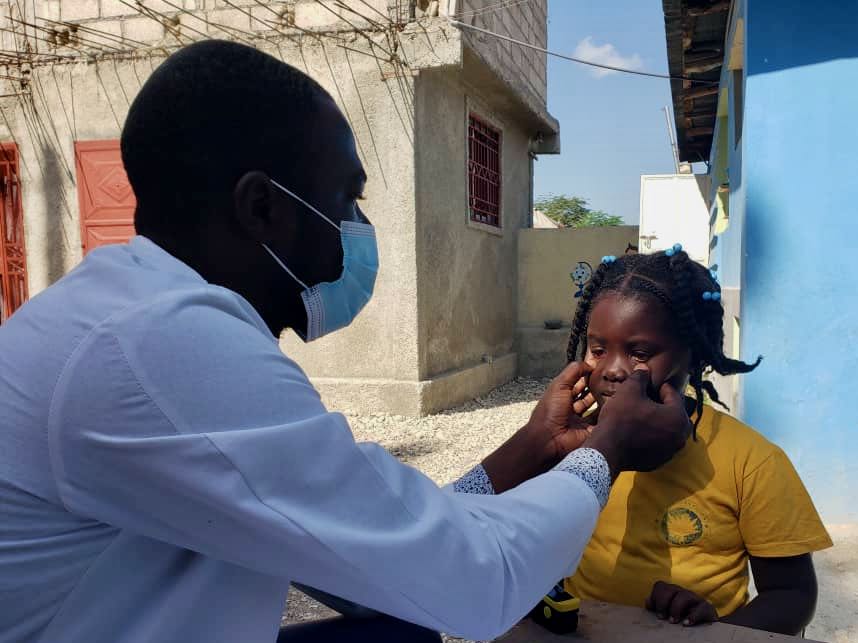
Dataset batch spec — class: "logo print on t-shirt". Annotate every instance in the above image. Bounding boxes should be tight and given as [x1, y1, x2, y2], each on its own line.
[660, 507, 704, 546]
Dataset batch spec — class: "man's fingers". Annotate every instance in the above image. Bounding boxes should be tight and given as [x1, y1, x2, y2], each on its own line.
[571, 376, 589, 402]
[554, 361, 592, 389]
[572, 392, 595, 415]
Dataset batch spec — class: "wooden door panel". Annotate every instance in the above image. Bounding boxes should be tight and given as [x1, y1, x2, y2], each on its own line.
[0, 144, 27, 323]
[75, 140, 136, 254]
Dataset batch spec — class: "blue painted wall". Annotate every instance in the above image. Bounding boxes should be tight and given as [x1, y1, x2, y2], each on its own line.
[737, 0, 858, 522]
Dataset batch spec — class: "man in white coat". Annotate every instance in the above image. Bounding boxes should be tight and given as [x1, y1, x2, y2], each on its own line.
[0, 41, 690, 643]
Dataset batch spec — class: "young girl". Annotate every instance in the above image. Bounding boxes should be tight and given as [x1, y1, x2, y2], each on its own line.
[563, 246, 831, 635]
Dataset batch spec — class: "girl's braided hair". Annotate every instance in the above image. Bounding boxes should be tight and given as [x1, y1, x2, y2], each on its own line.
[567, 249, 762, 432]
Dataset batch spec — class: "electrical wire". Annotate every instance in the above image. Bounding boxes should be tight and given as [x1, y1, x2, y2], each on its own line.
[0, 26, 84, 57]
[39, 17, 151, 48]
[455, 0, 532, 19]
[10, 17, 128, 53]
[449, 18, 719, 85]
[309, 0, 397, 61]
[117, 0, 190, 44]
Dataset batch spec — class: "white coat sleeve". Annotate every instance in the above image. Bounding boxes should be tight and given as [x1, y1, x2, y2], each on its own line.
[47, 290, 599, 641]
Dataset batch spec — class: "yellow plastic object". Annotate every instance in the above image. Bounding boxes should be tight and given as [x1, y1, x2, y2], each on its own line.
[528, 582, 580, 634]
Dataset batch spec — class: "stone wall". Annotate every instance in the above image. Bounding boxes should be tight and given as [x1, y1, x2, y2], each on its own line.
[451, 0, 547, 109]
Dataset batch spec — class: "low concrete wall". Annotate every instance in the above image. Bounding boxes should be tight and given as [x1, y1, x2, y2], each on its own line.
[517, 226, 639, 377]
[517, 326, 568, 378]
[311, 352, 517, 416]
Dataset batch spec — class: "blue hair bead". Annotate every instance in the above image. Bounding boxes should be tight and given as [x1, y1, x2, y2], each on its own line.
[601, 255, 616, 264]
[709, 268, 718, 281]
[702, 291, 713, 301]
[712, 292, 721, 301]
[665, 248, 675, 257]
[672, 243, 683, 253]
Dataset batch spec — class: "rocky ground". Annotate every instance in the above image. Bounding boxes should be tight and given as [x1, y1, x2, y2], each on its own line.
[280, 377, 857, 643]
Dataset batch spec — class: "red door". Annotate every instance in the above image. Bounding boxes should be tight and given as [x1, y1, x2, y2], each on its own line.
[75, 140, 136, 254]
[0, 144, 28, 323]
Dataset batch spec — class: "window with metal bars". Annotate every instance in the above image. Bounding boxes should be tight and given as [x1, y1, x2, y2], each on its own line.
[468, 114, 502, 228]
[0, 144, 27, 324]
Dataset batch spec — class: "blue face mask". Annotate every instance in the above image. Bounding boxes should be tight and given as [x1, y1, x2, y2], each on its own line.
[262, 180, 378, 342]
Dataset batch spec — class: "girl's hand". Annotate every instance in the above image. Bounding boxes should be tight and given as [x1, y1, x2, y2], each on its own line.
[646, 581, 718, 626]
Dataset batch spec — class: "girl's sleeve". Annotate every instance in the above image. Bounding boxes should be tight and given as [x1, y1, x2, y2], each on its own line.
[738, 446, 833, 557]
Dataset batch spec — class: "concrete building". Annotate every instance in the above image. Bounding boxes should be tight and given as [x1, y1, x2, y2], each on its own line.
[0, 0, 559, 415]
[663, 0, 858, 525]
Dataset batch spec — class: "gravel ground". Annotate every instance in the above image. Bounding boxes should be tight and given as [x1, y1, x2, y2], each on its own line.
[281, 377, 858, 642]
[281, 377, 549, 642]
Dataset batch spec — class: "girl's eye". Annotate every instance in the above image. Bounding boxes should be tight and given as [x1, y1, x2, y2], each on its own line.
[589, 348, 606, 359]
[630, 352, 650, 363]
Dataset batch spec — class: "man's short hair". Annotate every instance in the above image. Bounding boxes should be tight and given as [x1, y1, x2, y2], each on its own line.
[121, 40, 330, 238]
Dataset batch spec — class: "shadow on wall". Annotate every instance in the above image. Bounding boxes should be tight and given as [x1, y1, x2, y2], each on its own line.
[518, 226, 640, 329]
[747, 1, 858, 76]
[40, 142, 70, 285]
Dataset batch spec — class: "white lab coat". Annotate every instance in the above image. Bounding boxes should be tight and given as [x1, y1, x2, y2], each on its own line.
[0, 236, 599, 643]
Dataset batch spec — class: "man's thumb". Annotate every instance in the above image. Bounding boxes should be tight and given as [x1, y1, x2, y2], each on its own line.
[628, 365, 652, 395]
[658, 382, 683, 406]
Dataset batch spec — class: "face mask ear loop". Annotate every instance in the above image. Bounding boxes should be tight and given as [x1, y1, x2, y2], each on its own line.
[261, 243, 310, 290]
[270, 179, 341, 232]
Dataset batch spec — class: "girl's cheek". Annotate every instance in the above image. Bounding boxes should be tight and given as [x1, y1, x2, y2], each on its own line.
[657, 362, 690, 393]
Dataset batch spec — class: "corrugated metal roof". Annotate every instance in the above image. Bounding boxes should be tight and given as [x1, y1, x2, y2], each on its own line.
[662, 0, 730, 162]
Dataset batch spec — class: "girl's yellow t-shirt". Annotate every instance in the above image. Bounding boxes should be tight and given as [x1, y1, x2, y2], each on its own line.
[566, 406, 832, 617]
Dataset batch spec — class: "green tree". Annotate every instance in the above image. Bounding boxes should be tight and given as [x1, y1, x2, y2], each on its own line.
[534, 194, 624, 228]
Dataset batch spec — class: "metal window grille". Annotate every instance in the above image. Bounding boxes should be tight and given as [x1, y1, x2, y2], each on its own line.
[0, 145, 27, 323]
[468, 114, 501, 227]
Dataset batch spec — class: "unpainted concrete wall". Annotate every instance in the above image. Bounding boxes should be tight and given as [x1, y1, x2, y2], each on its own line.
[518, 226, 640, 327]
[516, 226, 639, 377]
[414, 67, 530, 384]
[2, 29, 427, 385]
[1, 0, 554, 415]
[8, 1, 403, 43]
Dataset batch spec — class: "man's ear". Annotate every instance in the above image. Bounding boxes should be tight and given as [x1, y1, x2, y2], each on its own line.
[233, 170, 280, 241]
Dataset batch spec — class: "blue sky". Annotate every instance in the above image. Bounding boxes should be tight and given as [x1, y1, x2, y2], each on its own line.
[534, 1, 678, 223]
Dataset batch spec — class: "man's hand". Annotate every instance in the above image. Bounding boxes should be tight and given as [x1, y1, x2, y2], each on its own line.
[583, 366, 691, 477]
[527, 360, 596, 456]
[482, 362, 595, 493]
[646, 581, 718, 627]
